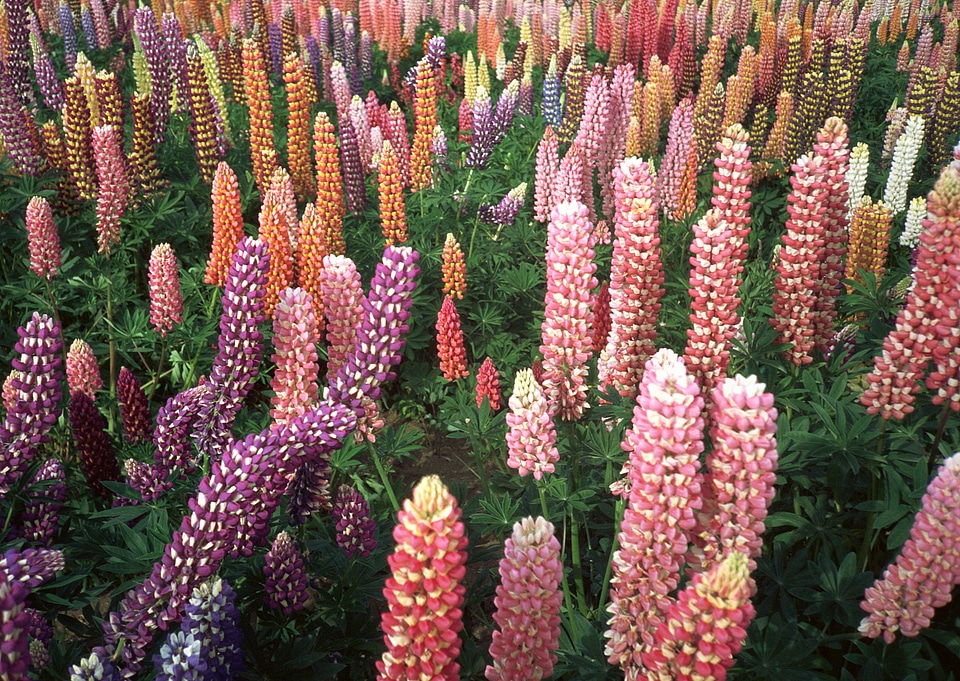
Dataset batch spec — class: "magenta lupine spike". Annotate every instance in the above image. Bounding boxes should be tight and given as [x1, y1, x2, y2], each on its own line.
[485, 516, 563, 681]
[860, 452, 960, 643]
[66, 339, 102, 399]
[533, 126, 560, 223]
[116, 367, 151, 445]
[25, 197, 61, 281]
[270, 287, 321, 425]
[1, 548, 64, 678]
[0, 313, 63, 491]
[18, 458, 66, 545]
[657, 97, 696, 219]
[69, 391, 121, 498]
[1, 547, 66, 587]
[92, 125, 130, 255]
[192, 237, 269, 461]
[133, 6, 171, 142]
[693, 375, 778, 573]
[320, 254, 365, 379]
[263, 531, 310, 615]
[101, 402, 357, 677]
[333, 484, 378, 558]
[377, 475, 468, 681]
[540, 200, 597, 420]
[475, 357, 502, 410]
[505, 369, 559, 480]
[599, 158, 664, 398]
[605, 349, 705, 677]
[644, 551, 756, 679]
[340, 116, 367, 214]
[0, 63, 44, 176]
[148, 244, 184, 338]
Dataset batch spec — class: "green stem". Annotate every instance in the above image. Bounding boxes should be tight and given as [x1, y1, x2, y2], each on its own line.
[467, 205, 483, 262]
[858, 418, 886, 573]
[106, 279, 117, 397]
[471, 438, 491, 498]
[559, 506, 579, 642]
[927, 402, 951, 471]
[596, 497, 625, 618]
[368, 441, 400, 513]
[569, 508, 589, 617]
[150, 339, 168, 398]
[538, 484, 549, 519]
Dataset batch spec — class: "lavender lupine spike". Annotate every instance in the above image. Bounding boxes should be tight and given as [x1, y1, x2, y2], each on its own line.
[152, 631, 201, 680]
[18, 458, 66, 545]
[431, 124, 448, 167]
[333, 484, 378, 558]
[268, 23, 283, 75]
[0, 313, 63, 492]
[542, 56, 562, 128]
[466, 85, 494, 168]
[344, 19, 361, 95]
[328, 247, 420, 432]
[491, 80, 520, 143]
[193, 238, 269, 462]
[81, 7, 98, 50]
[479, 183, 527, 227]
[100, 402, 357, 677]
[264, 531, 310, 614]
[30, 31, 63, 110]
[70, 651, 122, 681]
[181, 579, 243, 679]
[133, 7, 171, 143]
[59, 3, 79, 71]
[162, 14, 189, 113]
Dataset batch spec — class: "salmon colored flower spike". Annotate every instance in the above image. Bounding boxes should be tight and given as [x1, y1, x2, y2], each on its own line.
[437, 295, 469, 381]
[377, 475, 468, 681]
[475, 357, 501, 410]
[148, 243, 183, 338]
[25, 197, 61, 282]
[66, 339, 102, 399]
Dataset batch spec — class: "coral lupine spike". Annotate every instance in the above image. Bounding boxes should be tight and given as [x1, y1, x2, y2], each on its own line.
[205, 162, 245, 287]
[599, 159, 663, 398]
[258, 190, 295, 319]
[475, 357, 502, 410]
[861, 159, 960, 418]
[270, 287, 320, 425]
[148, 244, 184, 338]
[860, 452, 960, 643]
[242, 38, 279, 194]
[437, 295, 469, 381]
[485, 516, 563, 681]
[66, 339, 102, 399]
[295, 203, 328, 329]
[605, 349, 704, 677]
[283, 50, 316, 200]
[441, 233, 467, 300]
[25, 197, 61, 281]
[377, 475, 468, 681]
[540, 200, 597, 420]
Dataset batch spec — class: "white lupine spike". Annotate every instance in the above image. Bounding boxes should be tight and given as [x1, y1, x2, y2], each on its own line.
[899, 196, 928, 248]
[883, 115, 925, 215]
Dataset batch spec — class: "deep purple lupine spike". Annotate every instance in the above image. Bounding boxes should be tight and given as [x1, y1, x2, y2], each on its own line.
[329, 246, 420, 421]
[193, 238, 269, 462]
[0, 313, 63, 492]
[465, 86, 494, 169]
[340, 116, 367, 214]
[286, 460, 332, 524]
[330, 7, 345, 62]
[268, 23, 283, 75]
[100, 401, 357, 677]
[1, 548, 65, 587]
[333, 484, 377, 558]
[3, 0, 32, 105]
[18, 458, 66, 545]
[306, 35, 322, 92]
[117, 367, 151, 444]
[0, 575, 31, 679]
[133, 6, 171, 143]
[30, 28, 63, 110]
[264, 532, 309, 614]
[69, 391, 121, 498]
[59, 3, 79, 71]
[0, 62, 44, 176]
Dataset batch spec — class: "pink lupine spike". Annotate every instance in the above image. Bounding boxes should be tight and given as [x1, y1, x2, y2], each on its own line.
[92, 125, 130, 255]
[437, 295, 469, 381]
[66, 339, 102, 399]
[319, 255, 365, 379]
[475, 357, 502, 410]
[539, 200, 597, 420]
[25, 197, 61, 281]
[505, 369, 559, 480]
[533, 126, 560, 223]
[270, 287, 321, 425]
[148, 244, 184, 338]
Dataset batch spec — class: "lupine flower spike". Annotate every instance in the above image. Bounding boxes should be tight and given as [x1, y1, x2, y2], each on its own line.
[333, 484, 378, 558]
[505, 369, 559, 479]
[270, 288, 320, 425]
[378, 475, 467, 681]
[205, 162, 245, 288]
[116, 367, 151, 444]
[25, 197, 61, 281]
[437, 295, 469, 381]
[66, 339, 102, 399]
[441, 233, 467, 300]
[476, 357, 502, 410]
[92, 126, 130, 255]
[148, 244, 184, 338]
[263, 531, 310, 615]
[486, 517, 563, 681]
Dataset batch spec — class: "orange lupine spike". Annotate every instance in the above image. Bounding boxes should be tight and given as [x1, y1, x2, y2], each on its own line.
[378, 140, 407, 246]
[258, 190, 294, 319]
[242, 37, 279, 194]
[205, 162, 245, 287]
[410, 59, 438, 191]
[295, 202, 327, 334]
[283, 51, 316, 200]
[313, 111, 346, 255]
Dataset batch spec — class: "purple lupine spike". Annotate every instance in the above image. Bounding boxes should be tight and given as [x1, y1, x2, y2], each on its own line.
[59, 3, 79, 71]
[333, 484, 377, 558]
[479, 182, 527, 227]
[465, 86, 494, 168]
[360, 30, 372, 80]
[268, 23, 283, 75]
[152, 630, 200, 680]
[0, 313, 63, 492]
[100, 402, 357, 677]
[0, 62, 44, 176]
[340, 116, 367, 214]
[162, 14, 189, 113]
[30, 30, 63, 110]
[117, 367, 151, 444]
[182, 578, 243, 679]
[4, 0, 32, 105]
[432, 124, 448, 167]
[69, 391, 121, 498]
[1, 548, 65, 587]
[317, 7, 330, 48]
[306, 35, 321, 92]
[330, 7, 345, 62]
[491, 80, 519, 144]
[329, 246, 420, 423]
[81, 7, 99, 50]
[133, 6, 171, 143]
[70, 650, 121, 681]
[25, 607, 53, 644]
[286, 460, 332, 524]
[344, 16, 360, 95]
[18, 458, 66, 545]
[263, 531, 310, 615]
[0, 575, 31, 679]
[425, 35, 446, 70]
[193, 238, 269, 462]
